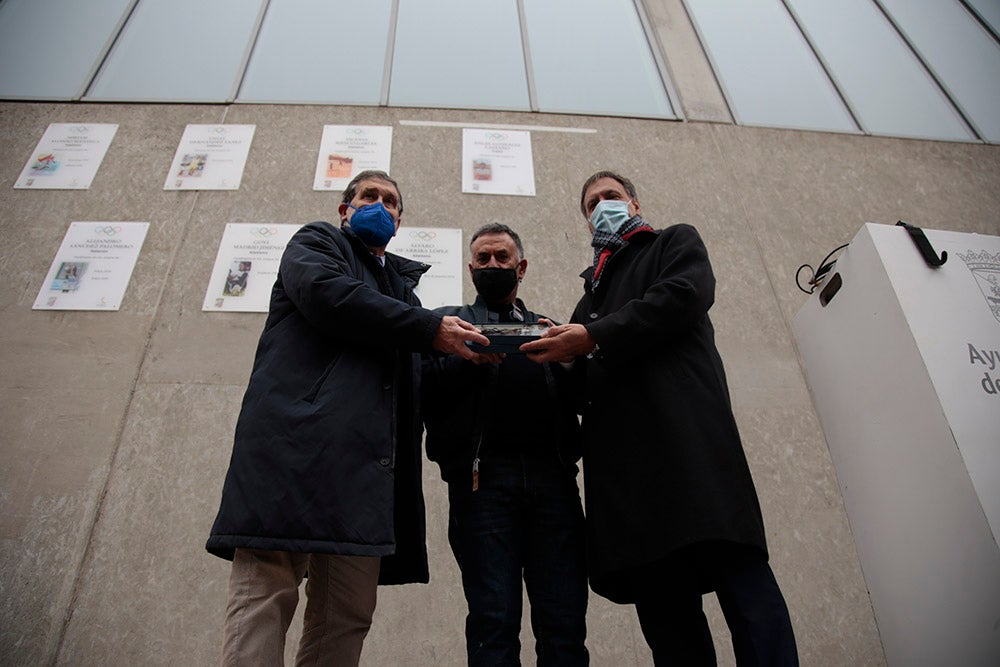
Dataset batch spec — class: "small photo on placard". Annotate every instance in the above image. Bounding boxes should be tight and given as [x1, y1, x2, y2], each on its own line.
[222, 260, 252, 297]
[50, 261, 88, 292]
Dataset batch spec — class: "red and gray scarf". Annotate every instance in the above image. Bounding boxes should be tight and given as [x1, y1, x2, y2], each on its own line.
[591, 215, 654, 290]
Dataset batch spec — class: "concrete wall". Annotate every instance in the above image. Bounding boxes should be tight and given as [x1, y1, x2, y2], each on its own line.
[2, 99, 997, 666]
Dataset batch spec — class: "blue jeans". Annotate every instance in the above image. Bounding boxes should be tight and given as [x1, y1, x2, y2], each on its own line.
[448, 455, 589, 666]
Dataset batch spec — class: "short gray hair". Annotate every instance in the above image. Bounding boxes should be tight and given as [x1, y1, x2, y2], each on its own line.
[341, 170, 403, 215]
[470, 223, 524, 258]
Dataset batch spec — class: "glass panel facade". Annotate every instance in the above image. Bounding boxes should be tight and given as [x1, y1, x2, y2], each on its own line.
[787, 0, 974, 141]
[523, 0, 674, 118]
[86, 0, 265, 102]
[0, 0, 993, 144]
[0, 0, 134, 100]
[389, 0, 530, 110]
[684, 0, 858, 133]
[238, 0, 393, 104]
[965, 0, 1000, 38]
[880, 0, 1000, 142]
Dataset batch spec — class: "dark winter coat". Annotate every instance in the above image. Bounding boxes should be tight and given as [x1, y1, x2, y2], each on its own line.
[206, 221, 442, 586]
[422, 296, 582, 485]
[572, 222, 767, 603]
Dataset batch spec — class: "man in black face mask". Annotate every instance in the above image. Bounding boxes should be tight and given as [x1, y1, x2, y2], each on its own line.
[422, 223, 589, 666]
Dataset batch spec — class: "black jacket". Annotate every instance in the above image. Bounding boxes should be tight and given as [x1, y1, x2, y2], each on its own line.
[422, 296, 582, 485]
[206, 222, 442, 585]
[573, 222, 768, 603]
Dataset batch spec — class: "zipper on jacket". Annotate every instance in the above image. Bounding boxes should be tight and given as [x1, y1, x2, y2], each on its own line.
[470, 349, 496, 493]
[471, 429, 485, 492]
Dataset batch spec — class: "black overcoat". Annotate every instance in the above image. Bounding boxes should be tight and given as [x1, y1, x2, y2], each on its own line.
[206, 222, 442, 585]
[572, 222, 767, 603]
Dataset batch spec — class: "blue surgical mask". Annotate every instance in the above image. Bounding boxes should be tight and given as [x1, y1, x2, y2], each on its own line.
[590, 199, 632, 235]
[347, 202, 396, 247]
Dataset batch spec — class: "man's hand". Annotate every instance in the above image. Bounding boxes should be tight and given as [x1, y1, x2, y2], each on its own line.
[519, 322, 596, 363]
[433, 315, 496, 362]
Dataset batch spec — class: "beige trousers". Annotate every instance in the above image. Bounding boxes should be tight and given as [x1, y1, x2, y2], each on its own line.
[221, 548, 380, 667]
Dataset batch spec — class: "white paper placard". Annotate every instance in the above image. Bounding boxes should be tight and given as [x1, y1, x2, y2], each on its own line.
[461, 128, 536, 196]
[313, 125, 393, 191]
[203, 223, 303, 312]
[164, 124, 255, 190]
[33, 222, 149, 311]
[15, 123, 118, 190]
[386, 227, 463, 309]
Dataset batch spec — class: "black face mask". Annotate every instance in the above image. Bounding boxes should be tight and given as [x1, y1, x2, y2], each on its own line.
[472, 267, 519, 305]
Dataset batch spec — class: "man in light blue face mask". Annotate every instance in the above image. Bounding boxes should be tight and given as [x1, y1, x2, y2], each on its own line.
[522, 171, 799, 666]
[208, 170, 491, 666]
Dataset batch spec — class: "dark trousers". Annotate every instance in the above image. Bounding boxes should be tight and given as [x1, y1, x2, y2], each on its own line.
[448, 456, 589, 666]
[634, 546, 798, 666]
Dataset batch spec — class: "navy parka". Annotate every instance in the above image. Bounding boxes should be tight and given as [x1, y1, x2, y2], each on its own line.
[206, 221, 442, 585]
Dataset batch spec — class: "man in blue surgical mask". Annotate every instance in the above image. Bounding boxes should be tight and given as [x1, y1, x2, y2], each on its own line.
[521, 171, 798, 666]
[423, 223, 589, 666]
[207, 170, 491, 666]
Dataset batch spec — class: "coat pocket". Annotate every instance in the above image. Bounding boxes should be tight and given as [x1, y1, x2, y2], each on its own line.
[301, 353, 341, 404]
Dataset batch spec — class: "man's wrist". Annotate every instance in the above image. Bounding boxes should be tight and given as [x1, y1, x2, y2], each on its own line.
[584, 328, 601, 359]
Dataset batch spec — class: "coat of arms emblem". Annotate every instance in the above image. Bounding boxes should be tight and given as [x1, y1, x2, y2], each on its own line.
[959, 249, 1000, 324]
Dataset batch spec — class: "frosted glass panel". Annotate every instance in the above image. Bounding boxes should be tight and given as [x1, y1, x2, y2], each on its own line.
[881, 0, 1000, 142]
[87, 0, 265, 102]
[685, 0, 858, 133]
[788, 0, 974, 141]
[239, 0, 392, 104]
[0, 0, 134, 100]
[523, 0, 674, 118]
[389, 0, 530, 110]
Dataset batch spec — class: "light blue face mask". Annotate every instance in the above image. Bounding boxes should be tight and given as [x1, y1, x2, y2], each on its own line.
[590, 199, 632, 235]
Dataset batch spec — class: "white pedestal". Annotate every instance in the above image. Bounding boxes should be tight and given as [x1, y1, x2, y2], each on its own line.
[793, 223, 1000, 666]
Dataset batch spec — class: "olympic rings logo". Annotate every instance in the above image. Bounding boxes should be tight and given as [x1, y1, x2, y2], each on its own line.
[409, 230, 437, 240]
[70, 126, 89, 134]
[485, 132, 506, 140]
[346, 128, 365, 135]
[94, 225, 122, 235]
[251, 227, 278, 237]
[210, 126, 226, 134]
